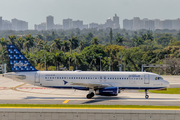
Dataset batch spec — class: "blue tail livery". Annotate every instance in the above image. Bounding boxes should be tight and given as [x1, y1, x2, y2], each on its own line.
[6, 45, 37, 72]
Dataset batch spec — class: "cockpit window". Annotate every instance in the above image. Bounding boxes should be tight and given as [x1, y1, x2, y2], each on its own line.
[155, 77, 163, 80]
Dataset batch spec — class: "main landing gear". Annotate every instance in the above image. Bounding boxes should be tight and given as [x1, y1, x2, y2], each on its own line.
[86, 89, 95, 99]
[145, 89, 149, 99]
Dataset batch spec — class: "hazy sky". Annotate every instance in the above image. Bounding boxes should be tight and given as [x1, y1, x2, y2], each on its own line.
[0, 0, 179, 29]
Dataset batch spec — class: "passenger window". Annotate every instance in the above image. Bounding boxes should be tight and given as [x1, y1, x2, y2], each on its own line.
[115, 78, 116, 79]
[50, 77, 51, 79]
[104, 76, 106, 79]
[124, 78, 126, 80]
[64, 77, 66, 79]
[155, 77, 158, 80]
[122, 78, 123, 79]
[127, 78, 128, 80]
[45, 77, 47, 79]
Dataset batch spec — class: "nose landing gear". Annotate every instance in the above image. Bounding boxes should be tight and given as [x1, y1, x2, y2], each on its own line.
[145, 89, 149, 99]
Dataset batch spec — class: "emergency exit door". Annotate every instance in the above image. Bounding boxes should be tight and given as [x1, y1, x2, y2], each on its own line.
[144, 74, 149, 84]
[35, 73, 40, 83]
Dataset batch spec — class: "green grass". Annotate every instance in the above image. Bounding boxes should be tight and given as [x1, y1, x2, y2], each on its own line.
[139, 88, 180, 94]
[0, 104, 180, 109]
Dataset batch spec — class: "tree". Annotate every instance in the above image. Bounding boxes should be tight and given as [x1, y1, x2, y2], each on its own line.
[8, 35, 16, 45]
[110, 28, 112, 45]
[79, 40, 85, 51]
[71, 52, 84, 70]
[23, 35, 35, 52]
[16, 37, 25, 50]
[91, 37, 99, 45]
[69, 35, 79, 53]
[51, 38, 63, 51]
[116, 36, 124, 45]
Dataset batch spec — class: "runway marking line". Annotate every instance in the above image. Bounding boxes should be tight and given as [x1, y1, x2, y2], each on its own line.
[1, 107, 180, 110]
[63, 100, 69, 104]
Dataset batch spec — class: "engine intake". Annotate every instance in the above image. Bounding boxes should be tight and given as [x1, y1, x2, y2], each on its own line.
[95, 87, 119, 96]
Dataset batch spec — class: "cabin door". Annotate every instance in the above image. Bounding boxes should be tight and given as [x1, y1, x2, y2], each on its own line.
[144, 74, 149, 84]
[35, 73, 40, 83]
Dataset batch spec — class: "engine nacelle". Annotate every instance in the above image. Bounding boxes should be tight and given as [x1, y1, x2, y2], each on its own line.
[95, 87, 119, 96]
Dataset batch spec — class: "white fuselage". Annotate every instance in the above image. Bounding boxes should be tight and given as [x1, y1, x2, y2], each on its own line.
[5, 71, 169, 90]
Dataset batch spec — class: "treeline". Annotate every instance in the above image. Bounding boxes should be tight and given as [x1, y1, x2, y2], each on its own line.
[1, 29, 180, 74]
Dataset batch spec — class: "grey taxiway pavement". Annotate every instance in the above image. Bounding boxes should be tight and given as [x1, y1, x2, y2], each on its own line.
[0, 75, 180, 105]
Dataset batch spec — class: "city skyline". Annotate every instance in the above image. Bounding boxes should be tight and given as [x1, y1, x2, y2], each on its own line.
[0, 0, 180, 29]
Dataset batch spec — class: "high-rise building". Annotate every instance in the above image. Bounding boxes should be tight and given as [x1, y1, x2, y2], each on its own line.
[63, 18, 73, 30]
[11, 18, 28, 31]
[0, 16, 2, 30]
[133, 17, 141, 30]
[82, 24, 88, 29]
[113, 14, 120, 29]
[46, 15, 54, 30]
[35, 23, 46, 31]
[89, 23, 99, 29]
[145, 20, 155, 30]
[105, 18, 113, 28]
[73, 20, 83, 29]
[2, 20, 12, 30]
[153, 19, 161, 29]
[54, 24, 63, 30]
[123, 19, 133, 30]
[161, 20, 172, 29]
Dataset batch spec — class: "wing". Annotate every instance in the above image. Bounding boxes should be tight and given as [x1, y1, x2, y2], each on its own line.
[71, 82, 113, 89]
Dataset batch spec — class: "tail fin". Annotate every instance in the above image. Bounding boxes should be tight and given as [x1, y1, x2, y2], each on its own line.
[6, 44, 38, 72]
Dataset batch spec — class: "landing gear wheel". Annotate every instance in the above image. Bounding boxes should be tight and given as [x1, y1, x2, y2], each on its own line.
[145, 89, 149, 99]
[90, 92, 94, 97]
[86, 92, 95, 99]
[145, 95, 149, 99]
[87, 94, 92, 99]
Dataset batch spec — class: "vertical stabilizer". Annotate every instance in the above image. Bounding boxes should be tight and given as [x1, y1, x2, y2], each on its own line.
[6, 45, 38, 72]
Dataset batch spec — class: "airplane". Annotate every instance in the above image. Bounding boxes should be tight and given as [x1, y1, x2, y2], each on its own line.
[3, 44, 170, 99]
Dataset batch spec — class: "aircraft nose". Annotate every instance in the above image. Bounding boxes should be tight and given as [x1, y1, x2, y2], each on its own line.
[164, 80, 170, 88]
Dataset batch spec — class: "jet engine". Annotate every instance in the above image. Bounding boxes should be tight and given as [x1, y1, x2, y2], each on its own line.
[95, 87, 119, 96]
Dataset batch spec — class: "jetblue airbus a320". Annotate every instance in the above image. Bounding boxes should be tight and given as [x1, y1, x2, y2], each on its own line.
[4, 45, 169, 99]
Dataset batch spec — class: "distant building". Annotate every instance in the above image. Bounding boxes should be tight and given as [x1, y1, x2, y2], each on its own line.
[63, 18, 73, 30]
[105, 18, 113, 28]
[82, 24, 88, 29]
[73, 20, 83, 29]
[113, 14, 120, 29]
[2, 20, 12, 30]
[11, 18, 28, 31]
[123, 19, 133, 30]
[0, 16, 2, 30]
[133, 17, 141, 30]
[89, 23, 99, 29]
[172, 18, 180, 30]
[153, 19, 161, 29]
[161, 20, 172, 29]
[54, 24, 63, 30]
[35, 23, 46, 31]
[46, 15, 54, 30]
[145, 20, 155, 30]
